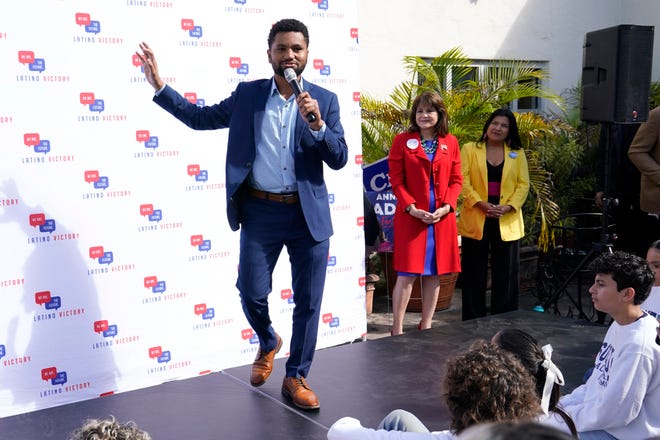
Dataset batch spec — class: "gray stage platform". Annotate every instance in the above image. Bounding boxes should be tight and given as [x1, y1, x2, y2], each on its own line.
[0, 310, 607, 439]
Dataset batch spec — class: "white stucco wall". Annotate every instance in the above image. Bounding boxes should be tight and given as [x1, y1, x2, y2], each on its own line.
[358, 0, 660, 108]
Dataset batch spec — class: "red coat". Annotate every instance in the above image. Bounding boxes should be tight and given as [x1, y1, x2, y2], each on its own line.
[388, 132, 462, 274]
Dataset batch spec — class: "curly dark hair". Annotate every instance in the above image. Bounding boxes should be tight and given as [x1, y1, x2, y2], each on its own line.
[267, 18, 309, 48]
[589, 251, 655, 304]
[68, 416, 151, 440]
[443, 341, 541, 434]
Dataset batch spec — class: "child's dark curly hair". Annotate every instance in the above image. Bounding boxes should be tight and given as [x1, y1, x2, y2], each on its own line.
[443, 341, 541, 433]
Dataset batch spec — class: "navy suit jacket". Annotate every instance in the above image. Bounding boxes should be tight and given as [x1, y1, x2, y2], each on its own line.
[154, 79, 348, 241]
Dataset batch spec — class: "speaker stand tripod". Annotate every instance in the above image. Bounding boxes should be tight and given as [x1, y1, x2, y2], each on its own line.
[540, 123, 617, 321]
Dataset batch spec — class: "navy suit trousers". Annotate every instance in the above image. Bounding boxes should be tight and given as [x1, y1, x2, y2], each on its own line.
[236, 194, 329, 378]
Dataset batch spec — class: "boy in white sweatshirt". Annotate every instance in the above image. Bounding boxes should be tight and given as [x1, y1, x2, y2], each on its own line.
[560, 251, 659, 440]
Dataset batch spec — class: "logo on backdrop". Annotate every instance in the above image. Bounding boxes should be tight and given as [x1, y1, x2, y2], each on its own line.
[84, 169, 109, 191]
[350, 27, 359, 44]
[92, 319, 140, 350]
[224, 0, 265, 14]
[76, 245, 128, 279]
[34, 290, 86, 322]
[331, 192, 351, 213]
[181, 18, 203, 40]
[309, 0, 346, 19]
[326, 255, 353, 275]
[190, 234, 211, 253]
[21, 132, 76, 164]
[178, 18, 222, 48]
[313, 59, 331, 76]
[138, 204, 183, 232]
[136, 129, 159, 150]
[320, 311, 356, 338]
[227, 57, 257, 83]
[26, 214, 78, 244]
[188, 234, 231, 262]
[23, 132, 51, 155]
[186, 163, 218, 191]
[240, 328, 260, 355]
[39, 366, 92, 398]
[193, 303, 234, 331]
[126, 1, 173, 9]
[82, 169, 131, 200]
[229, 56, 249, 75]
[312, 58, 347, 87]
[142, 275, 186, 304]
[134, 129, 181, 159]
[77, 92, 127, 123]
[322, 312, 339, 328]
[21, 132, 75, 165]
[88, 245, 114, 275]
[16, 50, 71, 83]
[73, 12, 123, 45]
[0, 344, 32, 368]
[148, 346, 191, 374]
[17, 50, 45, 74]
[279, 288, 294, 315]
[1, 276, 24, 289]
[139, 203, 162, 228]
[311, 0, 329, 11]
[350, 91, 361, 119]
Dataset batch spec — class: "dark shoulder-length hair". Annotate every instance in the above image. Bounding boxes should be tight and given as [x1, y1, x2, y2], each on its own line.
[407, 91, 449, 137]
[493, 329, 561, 410]
[480, 108, 523, 150]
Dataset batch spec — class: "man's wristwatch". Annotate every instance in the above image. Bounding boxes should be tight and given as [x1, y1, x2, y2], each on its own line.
[405, 205, 413, 213]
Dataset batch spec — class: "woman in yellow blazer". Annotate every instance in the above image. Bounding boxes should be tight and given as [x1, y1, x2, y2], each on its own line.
[458, 109, 530, 321]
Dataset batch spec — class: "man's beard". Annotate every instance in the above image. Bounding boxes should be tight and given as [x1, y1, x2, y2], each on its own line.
[274, 65, 304, 77]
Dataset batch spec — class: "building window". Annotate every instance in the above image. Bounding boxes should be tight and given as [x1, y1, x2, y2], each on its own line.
[423, 59, 548, 113]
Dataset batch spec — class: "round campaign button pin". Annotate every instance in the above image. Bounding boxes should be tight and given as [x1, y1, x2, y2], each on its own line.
[406, 139, 419, 149]
[509, 151, 518, 159]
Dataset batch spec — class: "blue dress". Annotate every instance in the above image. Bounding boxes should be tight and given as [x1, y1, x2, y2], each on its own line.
[399, 145, 438, 276]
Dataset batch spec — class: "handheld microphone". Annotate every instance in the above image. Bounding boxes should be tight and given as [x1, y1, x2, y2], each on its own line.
[284, 68, 317, 123]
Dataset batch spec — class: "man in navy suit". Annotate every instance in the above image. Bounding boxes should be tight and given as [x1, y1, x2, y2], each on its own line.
[136, 18, 348, 410]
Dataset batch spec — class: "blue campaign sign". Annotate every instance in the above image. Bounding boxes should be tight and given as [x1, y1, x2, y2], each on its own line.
[363, 158, 395, 249]
[362, 157, 390, 193]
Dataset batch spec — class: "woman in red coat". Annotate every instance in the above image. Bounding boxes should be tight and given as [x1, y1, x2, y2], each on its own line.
[388, 91, 462, 335]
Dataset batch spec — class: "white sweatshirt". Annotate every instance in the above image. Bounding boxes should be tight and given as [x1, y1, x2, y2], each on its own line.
[327, 417, 454, 440]
[560, 313, 660, 439]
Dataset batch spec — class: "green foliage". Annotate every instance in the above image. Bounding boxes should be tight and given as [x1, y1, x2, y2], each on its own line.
[361, 47, 586, 248]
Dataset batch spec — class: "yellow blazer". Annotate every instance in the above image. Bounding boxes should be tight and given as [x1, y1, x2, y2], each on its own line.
[458, 141, 530, 241]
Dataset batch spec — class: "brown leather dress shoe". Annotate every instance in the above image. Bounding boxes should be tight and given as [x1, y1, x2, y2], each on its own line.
[281, 376, 320, 410]
[250, 334, 282, 387]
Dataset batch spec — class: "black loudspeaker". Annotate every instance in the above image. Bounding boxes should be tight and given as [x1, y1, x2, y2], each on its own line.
[581, 24, 654, 123]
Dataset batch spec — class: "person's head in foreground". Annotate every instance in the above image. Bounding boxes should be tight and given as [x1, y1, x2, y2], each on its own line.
[68, 416, 151, 440]
[457, 421, 575, 440]
[443, 341, 541, 434]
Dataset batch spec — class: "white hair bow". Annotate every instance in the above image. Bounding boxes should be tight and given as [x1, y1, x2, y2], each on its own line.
[540, 344, 565, 414]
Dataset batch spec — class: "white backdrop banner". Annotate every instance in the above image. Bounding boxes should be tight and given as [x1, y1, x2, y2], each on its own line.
[0, 0, 364, 418]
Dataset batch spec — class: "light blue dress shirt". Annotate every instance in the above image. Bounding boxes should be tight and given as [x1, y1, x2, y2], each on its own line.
[249, 78, 325, 193]
[157, 78, 325, 194]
